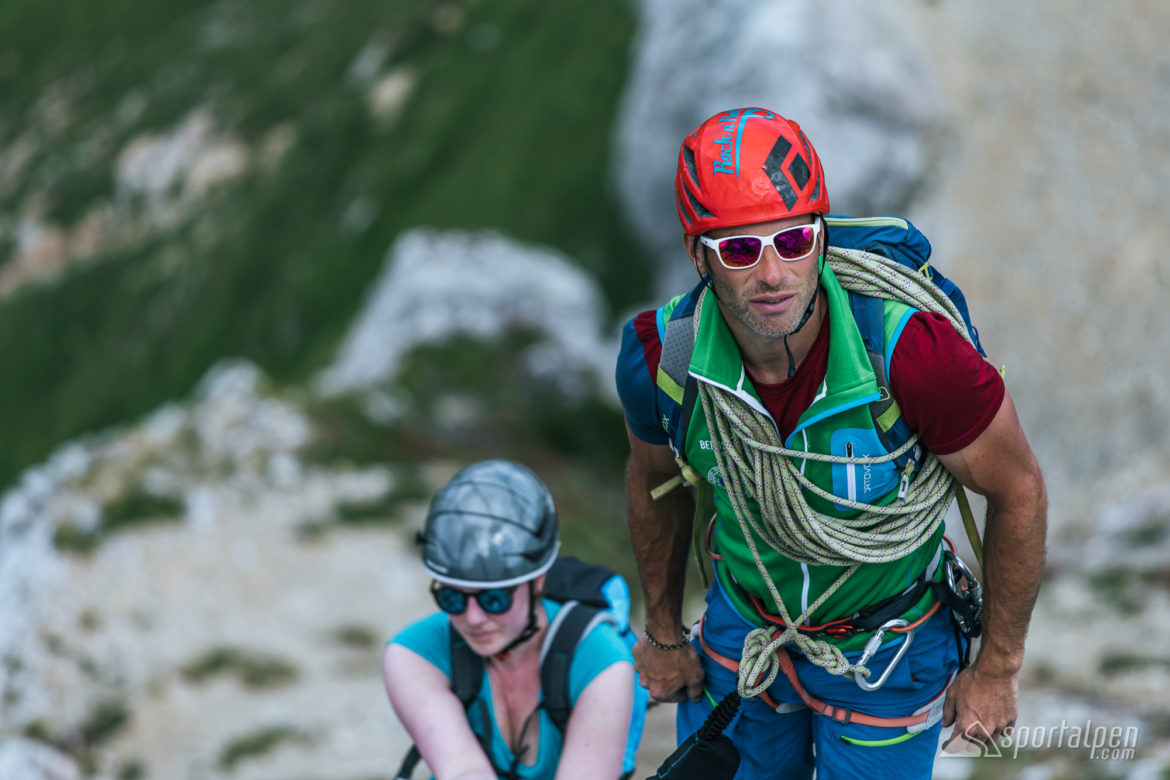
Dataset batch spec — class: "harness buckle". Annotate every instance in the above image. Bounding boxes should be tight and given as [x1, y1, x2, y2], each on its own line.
[854, 619, 914, 692]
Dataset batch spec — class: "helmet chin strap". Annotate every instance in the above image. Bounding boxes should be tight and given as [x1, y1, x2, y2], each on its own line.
[494, 581, 539, 659]
[781, 295, 817, 379]
[781, 254, 825, 379]
[693, 236, 720, 300]
[699, 272, 713, 290]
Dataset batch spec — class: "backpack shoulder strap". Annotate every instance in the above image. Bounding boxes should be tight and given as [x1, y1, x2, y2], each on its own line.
[848, 290, 919, 475]
[449, 629, 485, 707]
[829, 215, 930, 474]
[539, 601, 611, 734]
[653, 285, 713, 587]
[655, 282, 705, 467]
[394, 745, 423, 780]
[658, 302, 697, 406]
[656, 281, 704, 452]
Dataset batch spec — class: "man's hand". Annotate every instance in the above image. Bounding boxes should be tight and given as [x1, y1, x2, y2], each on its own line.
[632, 637, 705, 703]
[936, 391, 1044, 754]
[941, 663, 1018, 751]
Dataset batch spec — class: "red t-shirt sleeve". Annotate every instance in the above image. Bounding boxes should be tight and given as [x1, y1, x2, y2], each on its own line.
[889, 312, 1005, 455]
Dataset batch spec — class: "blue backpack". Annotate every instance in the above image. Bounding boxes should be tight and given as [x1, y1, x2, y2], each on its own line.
[828, 214, 986, 471]
[395, 556, 648, 779]
[651, 215, 989, 582]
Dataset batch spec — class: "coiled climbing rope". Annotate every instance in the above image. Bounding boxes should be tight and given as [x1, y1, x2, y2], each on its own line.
[695, 246, 980, 698]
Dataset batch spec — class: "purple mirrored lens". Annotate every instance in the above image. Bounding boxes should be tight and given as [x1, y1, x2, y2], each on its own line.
[772, 226, 815, 259]
[718, 236, 763, 267]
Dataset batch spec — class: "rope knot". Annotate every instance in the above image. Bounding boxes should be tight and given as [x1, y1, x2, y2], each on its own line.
[794, 634, 863, 678]
[736, 626, 871, 700]
[737, 627, 787, 698]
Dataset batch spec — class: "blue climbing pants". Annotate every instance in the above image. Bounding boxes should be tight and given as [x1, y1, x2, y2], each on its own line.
[677, 578, 963, 780]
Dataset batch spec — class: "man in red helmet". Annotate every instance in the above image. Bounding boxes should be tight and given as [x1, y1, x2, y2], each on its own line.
[615, 107, 1046, 777]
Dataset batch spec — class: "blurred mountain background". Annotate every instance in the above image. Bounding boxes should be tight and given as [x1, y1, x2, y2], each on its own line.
[1, 0, 1168, 777]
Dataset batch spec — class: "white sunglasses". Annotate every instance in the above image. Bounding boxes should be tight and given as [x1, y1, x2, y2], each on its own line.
[699, 219, 822, 269]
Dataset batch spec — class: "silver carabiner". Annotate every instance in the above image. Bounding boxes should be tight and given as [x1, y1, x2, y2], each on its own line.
[944, 550, 984, 635]
[854, 618, 914, 691]
[945, 550, 983, 603]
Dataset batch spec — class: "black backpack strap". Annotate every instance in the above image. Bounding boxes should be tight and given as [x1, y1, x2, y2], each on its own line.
[395, 628, 489, 778]
[539, 601, 612, 733]
[449, 629, 485, 708]
[394, 745, 422, 780]
[449, 629, 501, 768]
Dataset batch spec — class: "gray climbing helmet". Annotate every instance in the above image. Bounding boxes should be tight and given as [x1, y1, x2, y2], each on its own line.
[420, 459, 561, 588]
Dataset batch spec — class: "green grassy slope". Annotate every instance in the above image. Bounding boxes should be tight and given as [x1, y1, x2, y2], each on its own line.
[0, 0, 646, 489]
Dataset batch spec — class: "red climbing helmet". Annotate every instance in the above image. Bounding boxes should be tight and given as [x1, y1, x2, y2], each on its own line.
[675, 108, 830, 236]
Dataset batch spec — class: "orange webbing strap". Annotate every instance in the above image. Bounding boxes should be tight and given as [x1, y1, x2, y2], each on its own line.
[746, 593, 942, 638]
[696, 617, 947, 730]
[696, 616, 783, 710]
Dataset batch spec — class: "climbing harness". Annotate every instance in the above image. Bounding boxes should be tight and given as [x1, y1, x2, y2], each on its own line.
[716, 530, 980, 669]
[696, 616, 951, 733]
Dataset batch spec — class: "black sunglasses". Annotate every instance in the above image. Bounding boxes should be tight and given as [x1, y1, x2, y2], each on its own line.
[431, 582, 518, 616]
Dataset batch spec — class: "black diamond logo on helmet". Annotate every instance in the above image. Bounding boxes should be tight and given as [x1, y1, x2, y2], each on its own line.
[788, 153, 810, 191]
[762, 136, 797, 209]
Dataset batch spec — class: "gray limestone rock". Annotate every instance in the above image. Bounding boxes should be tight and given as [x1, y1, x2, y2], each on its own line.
[613, 0, 942, 294]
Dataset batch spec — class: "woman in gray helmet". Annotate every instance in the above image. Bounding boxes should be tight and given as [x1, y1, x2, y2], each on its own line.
[384, 459, 635, 780]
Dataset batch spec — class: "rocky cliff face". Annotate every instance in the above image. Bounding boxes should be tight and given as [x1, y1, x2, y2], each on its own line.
[0, 363, 437, 778]
[614, 0, 943, 296]
[905, 8, 1170, 769]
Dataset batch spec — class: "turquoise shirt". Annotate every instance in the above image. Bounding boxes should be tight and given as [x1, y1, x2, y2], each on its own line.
[390, 600, 634, 779]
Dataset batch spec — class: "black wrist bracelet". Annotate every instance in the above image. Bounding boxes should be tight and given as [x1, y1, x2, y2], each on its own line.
[643, 626, 692, 651]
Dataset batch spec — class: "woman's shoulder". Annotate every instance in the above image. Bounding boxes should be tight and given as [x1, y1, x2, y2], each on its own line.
[578, 613, 631, 659]
[387, 612, 453, 678]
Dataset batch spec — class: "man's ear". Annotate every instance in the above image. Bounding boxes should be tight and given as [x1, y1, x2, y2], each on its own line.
[684, 234, 707, 277]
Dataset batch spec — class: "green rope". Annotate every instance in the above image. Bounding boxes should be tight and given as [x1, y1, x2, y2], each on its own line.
[695, 247, 979, 697]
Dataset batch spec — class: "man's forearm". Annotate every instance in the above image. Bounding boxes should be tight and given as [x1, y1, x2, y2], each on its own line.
[625, 457, 695, 638]
[976, 479, 1048, 674]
